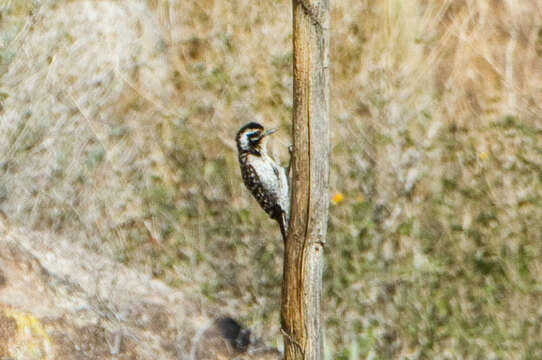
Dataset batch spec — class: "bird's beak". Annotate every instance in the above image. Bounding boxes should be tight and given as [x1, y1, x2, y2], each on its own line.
[263, 128, 279, 137]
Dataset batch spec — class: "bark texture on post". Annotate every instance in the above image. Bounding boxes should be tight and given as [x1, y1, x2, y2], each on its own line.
[281, 0, 330, 359]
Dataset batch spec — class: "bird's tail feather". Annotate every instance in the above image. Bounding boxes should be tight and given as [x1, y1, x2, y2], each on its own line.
[279, 213, 288, 243]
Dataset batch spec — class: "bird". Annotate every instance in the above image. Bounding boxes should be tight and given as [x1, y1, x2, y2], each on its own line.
[235, 122, 290, 242]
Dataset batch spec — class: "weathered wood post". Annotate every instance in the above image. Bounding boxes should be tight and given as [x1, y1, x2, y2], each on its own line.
[281, 0, 330, 359]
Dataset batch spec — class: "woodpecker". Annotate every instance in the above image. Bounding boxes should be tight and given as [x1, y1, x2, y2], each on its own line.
[236, 122, 290, 241]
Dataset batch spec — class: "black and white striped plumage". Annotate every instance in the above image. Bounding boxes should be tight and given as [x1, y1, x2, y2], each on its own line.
[236, 122, 290, 241]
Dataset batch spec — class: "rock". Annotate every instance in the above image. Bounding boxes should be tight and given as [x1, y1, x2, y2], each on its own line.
[0, 226, 280, 359]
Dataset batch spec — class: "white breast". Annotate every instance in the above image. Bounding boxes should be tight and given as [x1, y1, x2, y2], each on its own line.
[250, 154, 290, 220]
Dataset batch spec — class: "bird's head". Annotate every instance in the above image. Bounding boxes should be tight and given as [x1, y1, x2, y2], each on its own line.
[236, 122, 278, 155]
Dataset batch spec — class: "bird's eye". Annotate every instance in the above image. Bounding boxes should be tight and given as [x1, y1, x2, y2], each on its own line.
[246, 130, 261, 142]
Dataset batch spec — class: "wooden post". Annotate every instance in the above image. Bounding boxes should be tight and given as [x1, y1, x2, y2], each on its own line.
[281, 0, 330, 359]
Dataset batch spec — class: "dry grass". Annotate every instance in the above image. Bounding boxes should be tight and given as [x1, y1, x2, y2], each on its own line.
[1, 0, 541, 358]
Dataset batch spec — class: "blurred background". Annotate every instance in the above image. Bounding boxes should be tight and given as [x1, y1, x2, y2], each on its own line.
[1, 0, 541, 358]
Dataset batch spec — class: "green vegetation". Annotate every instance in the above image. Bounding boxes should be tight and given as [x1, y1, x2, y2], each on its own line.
[1, 0, 541, 358]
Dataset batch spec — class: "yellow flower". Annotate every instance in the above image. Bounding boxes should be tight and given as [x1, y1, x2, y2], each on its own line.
[479, 152, 488, 160]
[331, 192, 344, 205]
